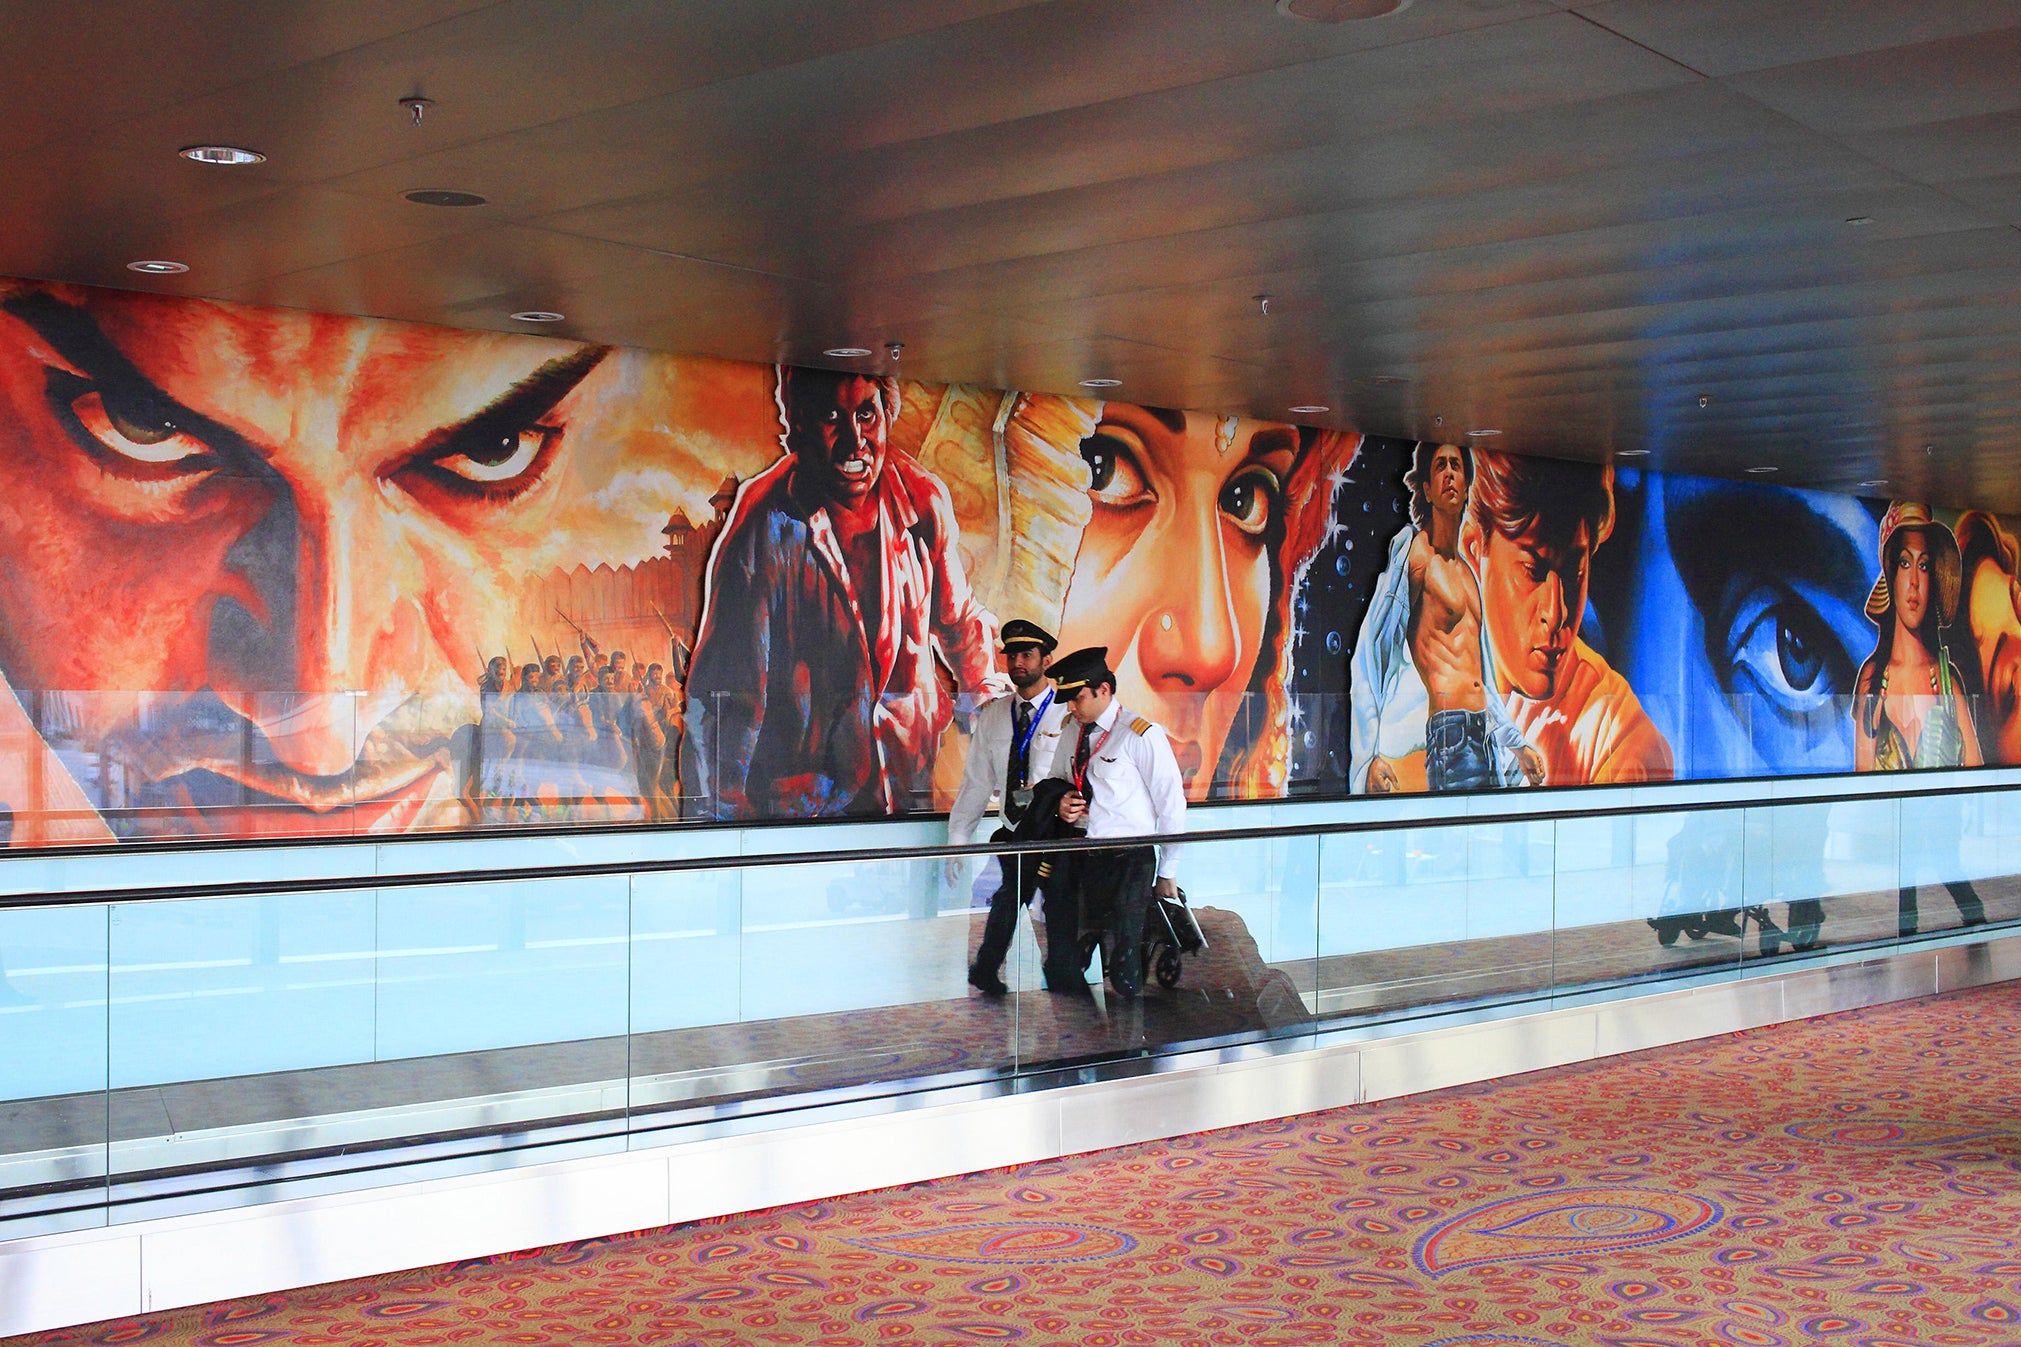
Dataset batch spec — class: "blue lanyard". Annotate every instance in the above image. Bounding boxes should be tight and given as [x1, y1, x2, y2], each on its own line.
[1014, 688, 1053, 765]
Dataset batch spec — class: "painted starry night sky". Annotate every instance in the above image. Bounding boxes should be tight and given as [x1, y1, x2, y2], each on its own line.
[1284, 435, 1415, 794]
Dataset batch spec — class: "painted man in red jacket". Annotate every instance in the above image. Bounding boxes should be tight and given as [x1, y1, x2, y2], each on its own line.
[686, 366, 999, 819]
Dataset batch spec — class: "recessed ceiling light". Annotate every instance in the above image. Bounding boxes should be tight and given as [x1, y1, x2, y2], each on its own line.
[126, 259, 189, 274]
[1844, 216, 1874, 226]
[403, 188, 488, 208]
[511, 311, 566, 323]
[1288, 405, 1330, 415]
[1467, 428, 1501, 437]
[1079, 378, 1123, 389]
[1745, 465, 1778, 474]
[1859, 478, 1890, 487]
[1615, 448, 1651, 457]
[1277, 0, 1414, 20]
[823, 346, 873, 359]
[179, 144, 265, 166]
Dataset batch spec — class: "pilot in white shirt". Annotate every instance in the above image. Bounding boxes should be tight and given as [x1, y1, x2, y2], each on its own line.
[950, 620, 1073, 995]
[1046, 645, 1187, 998]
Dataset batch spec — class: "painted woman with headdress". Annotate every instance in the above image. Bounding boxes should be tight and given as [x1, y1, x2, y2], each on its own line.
[1854, 502, 1981, 772]
[910, 389, 1356, 806]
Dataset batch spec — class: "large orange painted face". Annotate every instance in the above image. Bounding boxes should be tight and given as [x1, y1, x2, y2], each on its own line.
[1966, 551, 2021, 763]
[1055, 404, 1297, 797]
[0, 284, 620, 837]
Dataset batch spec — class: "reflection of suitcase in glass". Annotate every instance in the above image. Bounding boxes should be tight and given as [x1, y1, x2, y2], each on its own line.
[1144, 886, 1207, 990]
[1646, 820, 1787, 952]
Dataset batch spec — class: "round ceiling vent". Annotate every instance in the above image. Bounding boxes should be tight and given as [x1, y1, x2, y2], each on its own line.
[1276, 0, 1413, 20]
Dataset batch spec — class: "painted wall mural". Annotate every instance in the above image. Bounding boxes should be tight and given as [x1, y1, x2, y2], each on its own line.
[0, 276, 2001, 848]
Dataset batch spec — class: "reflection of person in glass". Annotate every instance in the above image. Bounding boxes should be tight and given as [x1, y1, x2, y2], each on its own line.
[685, 366, 999, 818]
[0, 282, 621, 845]
[1464, 451, 1672, 785]
[1054, 406, 1342, 800]
[1350, 442, 1540, 793]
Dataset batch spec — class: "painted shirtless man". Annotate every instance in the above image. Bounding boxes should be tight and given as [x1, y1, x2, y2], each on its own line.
[1351, 442, 1541, 793]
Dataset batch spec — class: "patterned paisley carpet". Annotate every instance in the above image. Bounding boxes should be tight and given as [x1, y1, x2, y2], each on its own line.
[19, 982, 2021, 1347]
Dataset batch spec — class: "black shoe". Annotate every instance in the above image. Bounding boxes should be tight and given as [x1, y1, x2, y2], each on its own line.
[967, 965, 1009, 996]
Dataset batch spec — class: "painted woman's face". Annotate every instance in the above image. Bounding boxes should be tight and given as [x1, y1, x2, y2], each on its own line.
[1055, 404, 1298, 797]
[1893, 530, 1932, 638]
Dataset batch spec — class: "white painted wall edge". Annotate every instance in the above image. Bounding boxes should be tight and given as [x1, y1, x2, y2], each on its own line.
[2, 933, 2015, 1338]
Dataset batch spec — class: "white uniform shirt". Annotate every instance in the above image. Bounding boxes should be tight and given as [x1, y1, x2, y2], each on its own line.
[1046, 701, 1187, 880]
[947, 686, 1072, 843]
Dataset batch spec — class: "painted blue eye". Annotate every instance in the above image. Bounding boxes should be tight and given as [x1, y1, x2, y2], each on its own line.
[1723, 584, 1847, 711]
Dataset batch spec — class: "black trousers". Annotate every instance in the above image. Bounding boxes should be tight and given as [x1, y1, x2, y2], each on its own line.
[1074, 845, 1159, 997]
[1899, 879, 1985, 937]
[972, 828, 1036, 981]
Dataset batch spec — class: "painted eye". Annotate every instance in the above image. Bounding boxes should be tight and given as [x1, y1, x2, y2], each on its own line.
[1219, 465, 1281, 536]
[428, 425, 556, 484]
[69, 388, 213, 467]
[1081, 433, 1151, 506]
[1724, 584, 1851, 714]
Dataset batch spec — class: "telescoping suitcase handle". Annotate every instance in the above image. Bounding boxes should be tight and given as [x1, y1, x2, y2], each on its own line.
[1158, 885, 1207, 954]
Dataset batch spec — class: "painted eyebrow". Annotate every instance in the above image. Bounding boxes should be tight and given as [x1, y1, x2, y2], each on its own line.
[1244, 427, 1299, 459]
[1, 291, 242, 450]
[2, 292, 612, 473]
[406, 345, 611, 460]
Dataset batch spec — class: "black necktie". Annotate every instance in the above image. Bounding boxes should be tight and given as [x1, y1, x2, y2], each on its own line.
[1005, 699, 1031, 818]
[1072, 719, 1094, 802]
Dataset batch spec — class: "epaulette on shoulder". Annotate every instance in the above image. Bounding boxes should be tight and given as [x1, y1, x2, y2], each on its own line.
[1130, 715, 1153, 737]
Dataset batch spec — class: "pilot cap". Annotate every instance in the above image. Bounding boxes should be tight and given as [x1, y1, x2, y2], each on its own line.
[999, 619, 1058, 653]
[1048, 646, 1112, 693]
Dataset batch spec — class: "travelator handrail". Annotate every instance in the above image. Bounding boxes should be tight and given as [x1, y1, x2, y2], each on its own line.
[0, 776, 2006, 912]
[0, 756, 2007, 866]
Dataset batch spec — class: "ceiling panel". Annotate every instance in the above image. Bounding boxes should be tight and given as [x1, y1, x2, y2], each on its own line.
[1722, 27, 2021, 135]
[0, 0, 2017, 505]
[1943, 172, 2021, 226]
[0, 0, 499, 158]
[1572, 0, 2021, 77]
[539, 12, 1700, 278]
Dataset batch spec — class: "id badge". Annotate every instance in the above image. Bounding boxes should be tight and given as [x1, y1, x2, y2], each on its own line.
[1009, 787, 1035, 813]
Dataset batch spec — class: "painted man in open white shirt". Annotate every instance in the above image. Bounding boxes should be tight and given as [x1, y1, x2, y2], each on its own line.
[948, 619, 1073, 995]
[1046, 645, 1187, 998]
